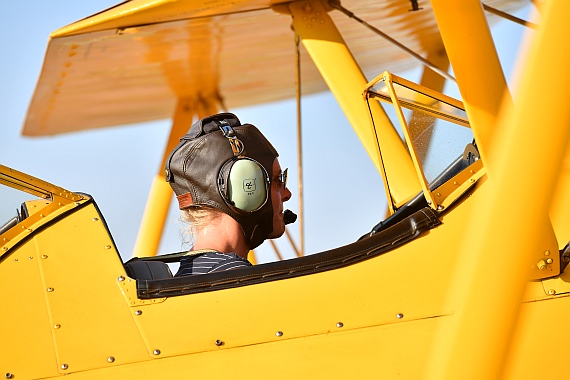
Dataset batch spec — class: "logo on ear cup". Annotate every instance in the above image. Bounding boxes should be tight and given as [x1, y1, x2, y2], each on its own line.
[242, 178, 257, 193]
[223, 159, 268, 212]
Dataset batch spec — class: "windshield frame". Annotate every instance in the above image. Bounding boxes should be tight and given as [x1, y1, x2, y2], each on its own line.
[363, 71, 486, 214]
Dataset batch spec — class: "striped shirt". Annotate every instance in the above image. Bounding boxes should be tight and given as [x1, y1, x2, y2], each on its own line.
[175, 251, 252, 276]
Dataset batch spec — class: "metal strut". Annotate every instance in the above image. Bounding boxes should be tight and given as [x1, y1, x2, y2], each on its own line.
[294, 30, 305, 257]
[328, 0, 456, 83]
[482, 3, 538, 30]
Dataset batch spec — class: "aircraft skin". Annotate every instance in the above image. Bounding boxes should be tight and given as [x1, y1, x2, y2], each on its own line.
[3, 0, 570, 379]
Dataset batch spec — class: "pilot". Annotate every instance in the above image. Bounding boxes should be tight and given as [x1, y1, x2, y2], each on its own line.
[165, 112, 294, 276]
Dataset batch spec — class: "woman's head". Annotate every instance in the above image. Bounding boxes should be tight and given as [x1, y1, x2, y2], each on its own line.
[166, 113, 292, 249]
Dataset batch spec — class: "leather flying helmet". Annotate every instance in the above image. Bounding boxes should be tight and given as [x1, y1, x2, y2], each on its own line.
[165, 113, 278, 249]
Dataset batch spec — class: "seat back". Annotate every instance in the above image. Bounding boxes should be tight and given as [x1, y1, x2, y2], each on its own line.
[124, 259, 173, 280]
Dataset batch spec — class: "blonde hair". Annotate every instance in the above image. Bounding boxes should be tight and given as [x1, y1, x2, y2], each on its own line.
[179, 205, 223, 248]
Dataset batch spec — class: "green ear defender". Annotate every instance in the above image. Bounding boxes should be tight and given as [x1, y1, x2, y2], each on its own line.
[219, 158, 269, 212]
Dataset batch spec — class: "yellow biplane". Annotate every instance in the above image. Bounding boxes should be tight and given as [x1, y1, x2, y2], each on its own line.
[2, 0, 570, 379]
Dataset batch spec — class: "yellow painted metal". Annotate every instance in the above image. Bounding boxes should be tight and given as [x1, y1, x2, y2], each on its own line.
[285, 0, 421, 206]
[427, 1, 570, 378]
[133, 175, 174, 257]
[120, 209, 461, 364]
[294, 31, 305, 256]
[541, 263, 570, 297]
[9, 0, 570, 378]
[1, 137, 570, 379]
[1, 160, 467, 378]
[0, 164, 83, 205]
[36, 205, 150, 373]
[383, 73, 439, 210]
[0, 239, 59, 379]
[22, 0, 498, 136]
[0, 165, 87, 257]
[0, 167, 150, 377]
[247, 250, 257, 265]
[430, 0, 512, 166]
[432, 159, 486, 211]
[550, 143, 570, 248]
[503, 294, 570, 380]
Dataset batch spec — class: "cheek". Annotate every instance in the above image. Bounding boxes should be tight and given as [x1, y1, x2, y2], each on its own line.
[271, 186, 280, 208]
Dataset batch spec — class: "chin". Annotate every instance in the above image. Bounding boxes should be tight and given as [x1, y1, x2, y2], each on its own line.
[268, 224, 286, 239]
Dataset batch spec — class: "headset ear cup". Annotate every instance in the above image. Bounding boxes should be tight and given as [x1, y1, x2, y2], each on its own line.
[225, 159, 268, 212]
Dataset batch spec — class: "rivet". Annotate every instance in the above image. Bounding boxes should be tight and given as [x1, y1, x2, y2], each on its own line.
[470, 179, 475, 183]
[27, 228, 32, 232]
[107, 357, 115, 363]
[436, 192, 441, 197]
[135, 310, 142, 316]
[396, 313, 404, 319]
[61, 364, 68, 370]
[215, 340, 224, 346]
[118, 276, 125, 282]
[437, 205, 444, 211]
[29, 256, 33, 260]
[105, 245, 112, 250]
[93, 218, 99, 222]
[548, 289, 556, 295]
[2, 247, 7, 251]
[47, 287, 54, 292]
[336, 322, 344, 328]
[13, 258, 18, 261]
[54, 324, 61, 329]
[39, 213, 45, 217]
[276, 331, 283, 337]
[5, 373, 14, 379]
[426, 200, 432, 205]
[41, 255, 48, 259]
[153, 349, 161, 355]
[546, 258, 553, 264]
[545, 250, 551, 256]
[75, 202, 80, 206]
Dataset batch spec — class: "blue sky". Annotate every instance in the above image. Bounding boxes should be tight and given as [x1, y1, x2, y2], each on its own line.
[0, 1, 534, 263]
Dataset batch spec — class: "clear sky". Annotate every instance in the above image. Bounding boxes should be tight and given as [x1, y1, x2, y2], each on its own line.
[0, 1, 534, 263]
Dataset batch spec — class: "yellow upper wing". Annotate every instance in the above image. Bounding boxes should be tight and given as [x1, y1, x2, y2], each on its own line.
[22, 0, 524, 136]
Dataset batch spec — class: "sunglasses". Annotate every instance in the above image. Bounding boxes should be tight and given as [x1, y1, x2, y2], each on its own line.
[274, 168, 288, 188]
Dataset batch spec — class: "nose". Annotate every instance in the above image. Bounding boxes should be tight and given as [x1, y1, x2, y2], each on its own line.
[282, 186, 292, 202]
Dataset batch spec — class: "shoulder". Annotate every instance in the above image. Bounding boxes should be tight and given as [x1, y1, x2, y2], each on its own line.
[206, 252, 252, 273]
[176, 251, 252, 276]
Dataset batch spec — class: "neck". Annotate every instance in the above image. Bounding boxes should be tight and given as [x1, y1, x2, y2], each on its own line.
[192, 213, 251, 258]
